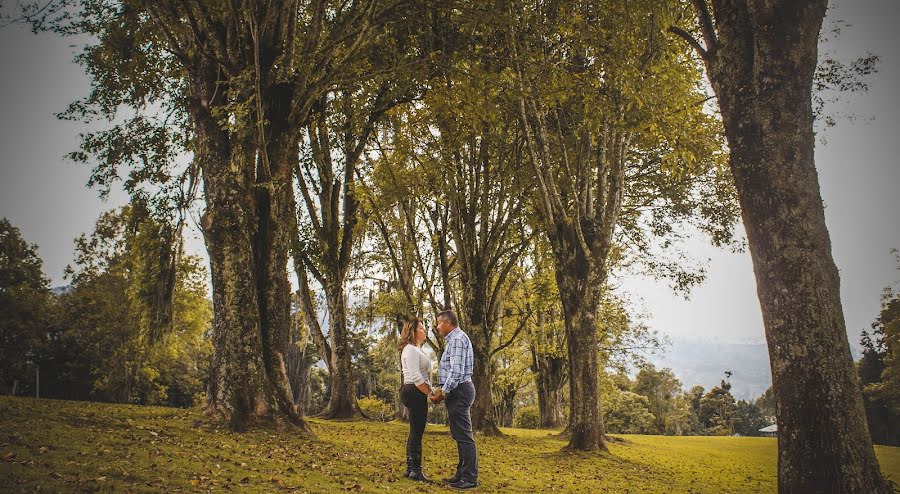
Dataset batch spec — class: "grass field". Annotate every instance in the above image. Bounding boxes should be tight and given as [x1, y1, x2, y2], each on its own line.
[1, 396, 898, 493]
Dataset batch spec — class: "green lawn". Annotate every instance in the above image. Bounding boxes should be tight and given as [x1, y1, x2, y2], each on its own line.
[1, 396, 897, 493]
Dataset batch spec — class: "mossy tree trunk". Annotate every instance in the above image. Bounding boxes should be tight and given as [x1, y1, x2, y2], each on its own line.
[673, 1, 890, 491]
[190, 55, 305, 431]
[532, 348, 566, 429]
[550, 224, 610, 451]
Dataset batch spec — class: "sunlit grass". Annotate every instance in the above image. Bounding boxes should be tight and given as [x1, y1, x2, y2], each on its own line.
[1, 396, 897, 493]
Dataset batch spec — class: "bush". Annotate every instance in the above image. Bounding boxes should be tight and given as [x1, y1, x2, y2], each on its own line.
[428, 403, 447, 425]
[359, 396, 394, 422]
[514, 405, 540, 429]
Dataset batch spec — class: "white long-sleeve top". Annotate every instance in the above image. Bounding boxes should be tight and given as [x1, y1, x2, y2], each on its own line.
[401, 344, 432, 386]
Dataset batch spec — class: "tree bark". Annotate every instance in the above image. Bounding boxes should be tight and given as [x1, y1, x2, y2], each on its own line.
[286, 317, 315, 414]
[557, 266, 606, 451]
[320, 282, 360, 418]
[469, 326, 502, 434]
[459, 270, 503, 435]
[533, 350, 566, 429]
[192, 56, 306, 432]
[675, 1, 890, 491]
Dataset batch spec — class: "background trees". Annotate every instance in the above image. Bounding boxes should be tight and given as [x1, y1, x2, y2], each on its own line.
[0, 218, 53, 396]
[858, 251, 900, 446]
[508, 0, 738, 451]
[2, 2, 891, 490]
[49, 204, 211, 406]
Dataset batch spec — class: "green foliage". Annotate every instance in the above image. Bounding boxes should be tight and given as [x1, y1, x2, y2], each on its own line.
[698, 374, 742, 435]
[47, 206, 211, 406]
[866, 288, 900, 412]
[602, 388, 656, 434]
[514, 405, 540, 429]
[358, 396, 394, 422]
[733, 400, 768, 437]
[633, 364, 683, 434]
[358, 333, 406, 406]
[858, 251, 900, 445]
[0, 218, 53, 395]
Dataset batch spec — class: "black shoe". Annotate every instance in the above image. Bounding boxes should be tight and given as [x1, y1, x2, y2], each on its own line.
[443, 476, 460, 484]
[449, 479, 477, 489]
[403, 467, 413, 478]
[408, 469, 430, 482]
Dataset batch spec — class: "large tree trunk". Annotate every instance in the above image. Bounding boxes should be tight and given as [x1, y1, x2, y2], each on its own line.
[533, 350, 566, 429]
[460, 271, 503, 435]
[255, 168, 307, 428]
[557, 274, 605, 451]
[192, 59, 306, 432]
[320, 282, 360, 419]
[676, 1, 889, 491]
[201, 150, 272, 431]
[469, 330, 501, 435]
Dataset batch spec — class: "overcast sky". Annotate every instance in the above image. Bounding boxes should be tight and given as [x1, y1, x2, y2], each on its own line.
[1, 1, 898, 350]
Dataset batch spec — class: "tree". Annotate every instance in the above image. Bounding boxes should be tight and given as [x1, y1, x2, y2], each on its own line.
[858, 252, 900, 445]
[38, 0, 407, 431]
[525, 240, 568, 429]
[508, 0, 739, 450]
[671, 1, 890, 490]
[698, 373, 740, 435]
[664, 394, 702, 436]
[734, 399, 767, 437]
[50, 205, 211, 406]
[293, 78, 419, 418]
[633, 364, 682, 434]
[0, 218, 52, 396]
[602, 388, 656, 435]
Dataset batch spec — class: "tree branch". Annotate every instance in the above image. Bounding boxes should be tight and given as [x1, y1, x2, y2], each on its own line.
[668, 25, 709, 61]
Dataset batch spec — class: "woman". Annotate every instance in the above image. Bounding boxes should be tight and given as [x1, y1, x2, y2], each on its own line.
[398, 316, 433, 482]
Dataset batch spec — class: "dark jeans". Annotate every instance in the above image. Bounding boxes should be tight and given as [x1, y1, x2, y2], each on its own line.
[446, 381, 478, 483]
[400, 384, 428, 470]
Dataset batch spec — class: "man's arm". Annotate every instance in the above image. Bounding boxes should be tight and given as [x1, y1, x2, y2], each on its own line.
[441, 336, 465, 394]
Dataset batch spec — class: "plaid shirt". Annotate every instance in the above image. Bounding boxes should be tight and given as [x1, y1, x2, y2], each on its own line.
[438, 327, 474, 394]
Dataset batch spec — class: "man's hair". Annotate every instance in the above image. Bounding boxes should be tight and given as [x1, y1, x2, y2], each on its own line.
[437, 309, 458, 327]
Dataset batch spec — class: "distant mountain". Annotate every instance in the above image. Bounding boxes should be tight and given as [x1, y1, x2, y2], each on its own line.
[51, 285, 72, 295]
[648, 337, 772, 401]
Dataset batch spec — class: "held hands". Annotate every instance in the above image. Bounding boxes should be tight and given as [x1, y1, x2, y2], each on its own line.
[429, 389, 445, 404]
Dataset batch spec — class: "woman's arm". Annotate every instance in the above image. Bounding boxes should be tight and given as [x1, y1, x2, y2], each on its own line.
[401, 346, 430, 395]
[416, 382, 432, 396]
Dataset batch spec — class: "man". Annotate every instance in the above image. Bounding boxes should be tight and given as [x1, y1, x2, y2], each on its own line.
[430, 309, 478, 490]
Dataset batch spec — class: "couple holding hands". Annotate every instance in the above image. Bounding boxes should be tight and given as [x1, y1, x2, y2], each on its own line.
[398, 310, 478, 490]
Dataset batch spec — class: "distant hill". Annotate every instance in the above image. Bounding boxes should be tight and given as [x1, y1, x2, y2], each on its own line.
[649, 337, 772, 401]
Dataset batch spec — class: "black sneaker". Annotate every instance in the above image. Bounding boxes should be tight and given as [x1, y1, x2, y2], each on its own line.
[449, 479, 477, 490]
[443, 476, 460, 484]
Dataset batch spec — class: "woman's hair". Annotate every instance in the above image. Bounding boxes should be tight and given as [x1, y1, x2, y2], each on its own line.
[397, 316, 422, 351]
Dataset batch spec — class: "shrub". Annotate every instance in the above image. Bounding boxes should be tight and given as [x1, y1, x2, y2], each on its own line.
[514, 404, 540, 429]
[359, 396, 394, 422]
[428, 403, 447, 425]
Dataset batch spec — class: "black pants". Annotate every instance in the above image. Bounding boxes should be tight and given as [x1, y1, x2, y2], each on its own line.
[400, 384, 428, 470]
[446, 381, 478, 483]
